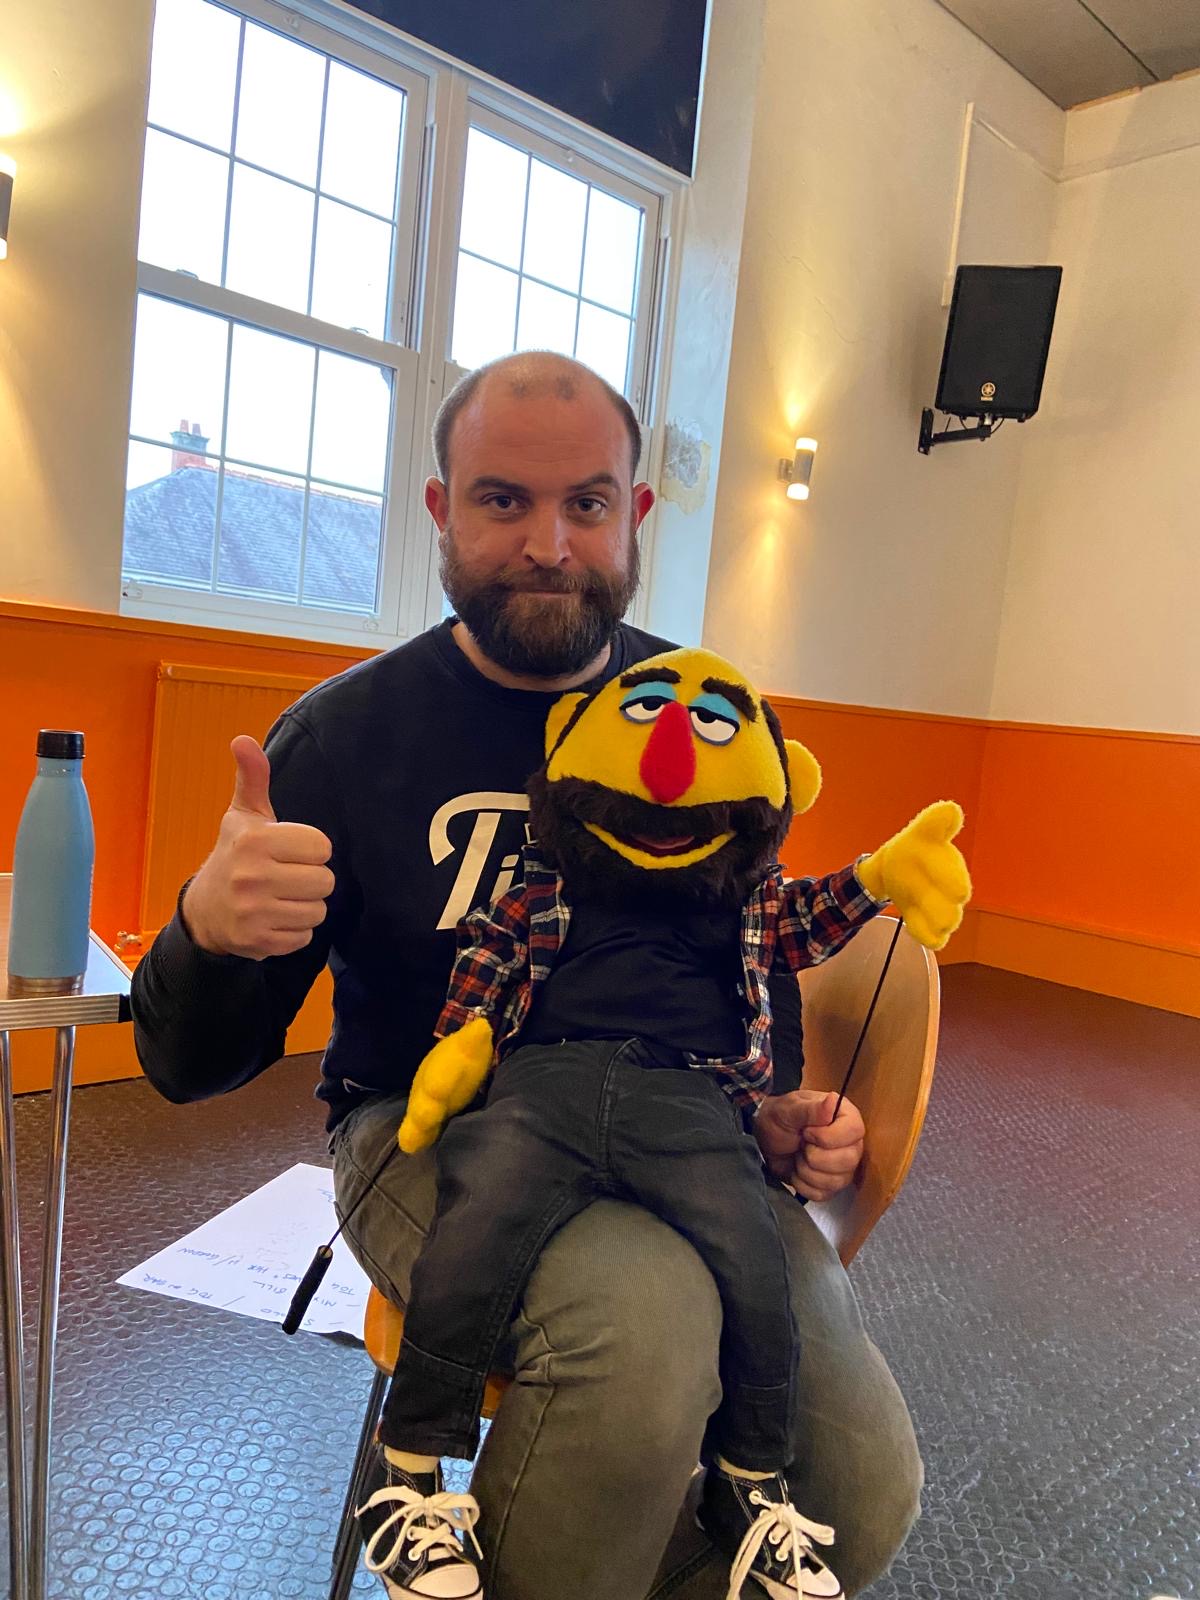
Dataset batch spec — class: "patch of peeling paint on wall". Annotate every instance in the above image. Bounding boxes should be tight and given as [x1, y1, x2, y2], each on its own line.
[661, 419, 712, 515]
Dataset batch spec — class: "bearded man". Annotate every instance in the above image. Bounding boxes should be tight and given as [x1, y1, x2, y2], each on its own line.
[132, 352, 921, 1600]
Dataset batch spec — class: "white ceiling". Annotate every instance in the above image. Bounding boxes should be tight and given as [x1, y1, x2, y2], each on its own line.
[934, 0, 1200, 107]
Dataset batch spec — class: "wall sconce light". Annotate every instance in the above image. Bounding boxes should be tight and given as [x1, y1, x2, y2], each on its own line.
[778, 438, 818, 501]
[0, 154, 14, 261]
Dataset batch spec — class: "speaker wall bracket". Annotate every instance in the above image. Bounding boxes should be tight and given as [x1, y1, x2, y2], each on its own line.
[918, 408, 1026, 455]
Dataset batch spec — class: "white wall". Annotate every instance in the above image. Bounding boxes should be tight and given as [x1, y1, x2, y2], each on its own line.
[0, 0, 150, 612]
[703, 0, 1064, 715]
[989, 76, 1200, 734]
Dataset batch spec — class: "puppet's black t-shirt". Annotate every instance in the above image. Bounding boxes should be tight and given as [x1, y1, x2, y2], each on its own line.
[131, 619, 805, 1130]
[522, 900, 747, 1060]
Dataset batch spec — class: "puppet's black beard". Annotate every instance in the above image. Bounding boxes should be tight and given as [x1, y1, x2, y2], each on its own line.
[527, 772, 792, 910]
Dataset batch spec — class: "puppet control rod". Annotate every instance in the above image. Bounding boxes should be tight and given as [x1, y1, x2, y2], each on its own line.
[282, 921, 907, 1335]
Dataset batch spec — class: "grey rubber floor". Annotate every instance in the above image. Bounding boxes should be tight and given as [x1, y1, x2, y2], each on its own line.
[2, 963, 1197, 1599]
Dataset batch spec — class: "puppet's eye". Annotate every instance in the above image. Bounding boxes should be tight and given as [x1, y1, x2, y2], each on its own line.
[689, 692, 741, 745]
[690, 707, 738, 744]
[621, 684, 676, 723]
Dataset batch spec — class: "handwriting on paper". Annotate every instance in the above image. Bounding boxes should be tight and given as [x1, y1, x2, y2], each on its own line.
[118, 1162, 371, 1336]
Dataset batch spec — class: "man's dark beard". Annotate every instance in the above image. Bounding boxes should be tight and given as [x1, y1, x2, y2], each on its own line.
[439, 529, 641, 678]
[527, 771, 792, 910]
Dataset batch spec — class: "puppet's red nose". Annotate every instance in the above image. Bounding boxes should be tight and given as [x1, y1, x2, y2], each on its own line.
[639, 699, 696, 804]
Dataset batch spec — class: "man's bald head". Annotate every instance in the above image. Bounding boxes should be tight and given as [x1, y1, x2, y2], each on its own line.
[432, 352, 643, 485]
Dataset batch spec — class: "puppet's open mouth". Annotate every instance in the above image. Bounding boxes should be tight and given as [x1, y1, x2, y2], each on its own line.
[583, 823, 734, 869]
[626, 832, 701, 855]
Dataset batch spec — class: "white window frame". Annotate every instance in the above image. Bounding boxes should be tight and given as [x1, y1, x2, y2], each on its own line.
[121, 0, 685, 649]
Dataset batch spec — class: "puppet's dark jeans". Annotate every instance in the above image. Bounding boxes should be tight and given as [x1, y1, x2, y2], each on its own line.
[377, 1038, 798, 1470]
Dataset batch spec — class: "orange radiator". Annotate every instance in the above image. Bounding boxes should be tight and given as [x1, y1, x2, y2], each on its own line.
[133, 661, 335, 1053]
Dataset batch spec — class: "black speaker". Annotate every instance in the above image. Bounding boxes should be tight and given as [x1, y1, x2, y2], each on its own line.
[935, 265, 1062, 420]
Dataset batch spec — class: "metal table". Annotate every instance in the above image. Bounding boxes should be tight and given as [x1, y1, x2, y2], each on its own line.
[0, 873, 132, 1600]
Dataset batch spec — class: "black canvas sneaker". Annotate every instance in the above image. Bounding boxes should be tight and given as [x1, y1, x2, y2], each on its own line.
[698, 1466, 844, 1599]
[356, 1450, 484, 1599]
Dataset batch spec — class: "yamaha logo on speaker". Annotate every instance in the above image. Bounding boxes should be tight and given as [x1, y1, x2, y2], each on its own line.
[981, 381, 997, 403]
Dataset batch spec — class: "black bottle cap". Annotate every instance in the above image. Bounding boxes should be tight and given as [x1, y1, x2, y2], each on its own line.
[36, 730, 85, 759]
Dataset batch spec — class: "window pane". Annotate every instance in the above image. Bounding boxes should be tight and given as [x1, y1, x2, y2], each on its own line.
[450, 253, 519, 369]
[225, 165, 314, 314]
[582, 189, 642, 315]
[517, 279, 577, 357]
[311, 350, 391, 493]
[123, 441, 215, 587]
[235, 22, 325, 188]
[321, 63, 404, 218]
[459, 128, 527, 270]
[217, 464, 304, 602]
[129, 296, 229, 448]
[575, 302, 632, 392]
[138, 130, 228, 282]
[147, 0, 240, 151]
[523, 160, 587, 292]
[303, 491, 382, 611]
[311, 199, 392, 339]
[224, 325, 315, 476]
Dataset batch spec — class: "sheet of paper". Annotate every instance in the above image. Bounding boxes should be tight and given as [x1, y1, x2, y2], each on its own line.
[118, 1161, 372, 1336]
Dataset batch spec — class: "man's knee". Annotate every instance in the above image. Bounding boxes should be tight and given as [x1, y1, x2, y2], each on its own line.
[766, 1189, 923, 1594]
[836, 1384, 923, 1597]
[511, 1198, 724, 1452]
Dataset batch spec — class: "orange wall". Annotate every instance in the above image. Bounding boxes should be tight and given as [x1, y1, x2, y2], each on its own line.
[773, 692, 1199, 1014]
[770, 697, 987, 885]
[971, 722, 1199, 953]
[0, 600, 372, 948]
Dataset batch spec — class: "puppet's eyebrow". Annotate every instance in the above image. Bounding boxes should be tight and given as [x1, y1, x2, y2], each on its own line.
[620, 667, 682, 689]
[701, 677, 758, 721]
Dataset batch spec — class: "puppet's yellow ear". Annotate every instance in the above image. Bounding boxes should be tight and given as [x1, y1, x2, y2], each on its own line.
[784, 739, 822, 815]
[544, 692, 586, 758]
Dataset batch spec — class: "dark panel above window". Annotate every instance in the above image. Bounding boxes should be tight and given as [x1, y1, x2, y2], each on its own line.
[347, 0, 708, 175]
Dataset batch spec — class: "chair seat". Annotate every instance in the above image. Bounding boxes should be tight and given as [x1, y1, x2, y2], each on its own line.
[364, 1285, 511, 1420]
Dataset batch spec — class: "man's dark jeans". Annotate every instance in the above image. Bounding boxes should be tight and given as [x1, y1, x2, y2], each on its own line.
[380, 1037, 798, 1469]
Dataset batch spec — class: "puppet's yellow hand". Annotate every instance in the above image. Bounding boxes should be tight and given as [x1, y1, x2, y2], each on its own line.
[398, 1017, 495, 1153]
[857, 801, 971, 951]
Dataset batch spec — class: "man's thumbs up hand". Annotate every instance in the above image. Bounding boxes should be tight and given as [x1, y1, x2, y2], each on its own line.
[181, 737, 335, 960]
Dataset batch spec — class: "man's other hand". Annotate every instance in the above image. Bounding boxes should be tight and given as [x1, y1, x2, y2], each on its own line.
[754, 1089, 866, 1202]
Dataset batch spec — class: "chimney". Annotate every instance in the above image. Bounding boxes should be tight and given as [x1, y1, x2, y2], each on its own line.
[170, 419, 211, 471]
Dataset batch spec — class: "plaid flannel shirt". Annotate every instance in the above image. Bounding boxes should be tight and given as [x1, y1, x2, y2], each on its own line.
[436, 846, 885, 1112]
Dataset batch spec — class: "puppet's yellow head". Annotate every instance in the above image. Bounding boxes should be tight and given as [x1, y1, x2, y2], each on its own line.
[527, 648, 821, 907]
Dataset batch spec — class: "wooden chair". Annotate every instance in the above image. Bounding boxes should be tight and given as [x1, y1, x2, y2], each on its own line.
[328, 913, 939, 1598]
[798, 914, 940, 1265]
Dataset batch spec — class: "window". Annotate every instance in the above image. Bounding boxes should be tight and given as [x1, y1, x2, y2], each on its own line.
[124, 305, 393, 612]
[121, 0, 673, 646]
[450, 120, 652, 399]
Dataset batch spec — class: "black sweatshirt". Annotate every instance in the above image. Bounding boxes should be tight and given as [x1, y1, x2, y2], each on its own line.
[131, 619, 804, 1131]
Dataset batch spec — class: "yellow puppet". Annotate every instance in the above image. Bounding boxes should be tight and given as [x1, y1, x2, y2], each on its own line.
[401, 646, 969, 1154]
[376, 647, 970, 1600]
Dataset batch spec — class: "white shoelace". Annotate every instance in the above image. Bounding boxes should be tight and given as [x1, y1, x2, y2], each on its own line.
[725, 1490, 836, 1600]
[358, 1483, 483, 1576]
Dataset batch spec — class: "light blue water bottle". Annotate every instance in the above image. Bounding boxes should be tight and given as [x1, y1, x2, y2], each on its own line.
[7, 730, 95, 996]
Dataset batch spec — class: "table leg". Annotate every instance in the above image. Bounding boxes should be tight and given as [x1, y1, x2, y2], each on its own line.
[0, 1029, 31, 1600]
[28, 1025, 75, 1600]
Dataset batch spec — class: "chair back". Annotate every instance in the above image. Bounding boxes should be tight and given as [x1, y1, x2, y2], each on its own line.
[797, 915, 940, 1267]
